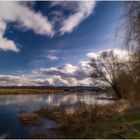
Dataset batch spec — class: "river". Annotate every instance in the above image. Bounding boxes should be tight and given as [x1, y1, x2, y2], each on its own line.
[0, 92, 114, 138]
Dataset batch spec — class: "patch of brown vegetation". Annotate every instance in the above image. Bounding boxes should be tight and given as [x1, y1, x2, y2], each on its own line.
[34, 107, 65, 122]
[95, 99, 130, 118]
[19, 111, 44, 125]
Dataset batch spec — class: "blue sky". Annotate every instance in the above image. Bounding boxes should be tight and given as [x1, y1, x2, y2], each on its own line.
[0, 1, 125, 86]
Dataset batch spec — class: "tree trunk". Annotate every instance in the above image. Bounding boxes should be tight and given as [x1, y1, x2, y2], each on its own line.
[112, 85, 122, 99]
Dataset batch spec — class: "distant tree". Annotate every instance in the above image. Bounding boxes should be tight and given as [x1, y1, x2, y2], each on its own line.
[90, 50, 126, 99]
[124, 1, 140, 50]
[124, 1, 140, 76]
[123, 1, 140, 102]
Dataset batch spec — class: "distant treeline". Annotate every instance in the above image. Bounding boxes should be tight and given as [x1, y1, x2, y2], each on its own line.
[0, 86, 102, 91]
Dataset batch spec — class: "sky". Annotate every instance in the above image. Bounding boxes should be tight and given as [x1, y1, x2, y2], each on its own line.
[0, 1, 126, 86]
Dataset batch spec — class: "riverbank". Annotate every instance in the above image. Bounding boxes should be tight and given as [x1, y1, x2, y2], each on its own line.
[74, 106, 140, 138]
[19, 99, 140, 138]
[0, 86, 115, 96]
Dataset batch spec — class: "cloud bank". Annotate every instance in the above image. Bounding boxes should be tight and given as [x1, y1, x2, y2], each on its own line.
[0, 62, 92, 86]
[32, 62, 92, 86]
[0, 74, 39, 86]
[0, 48, 128, 86]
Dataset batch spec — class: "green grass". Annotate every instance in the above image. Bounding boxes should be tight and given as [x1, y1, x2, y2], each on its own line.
[74, 109, 140, 139]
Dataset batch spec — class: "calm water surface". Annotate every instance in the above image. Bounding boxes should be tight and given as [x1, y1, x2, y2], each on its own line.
[0, 92, 113, 138]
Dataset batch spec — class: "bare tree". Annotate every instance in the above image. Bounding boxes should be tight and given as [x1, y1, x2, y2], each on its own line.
[90, 50, 126, 99]
[124, 1, 140, 50]
[123, 2, 140, 101]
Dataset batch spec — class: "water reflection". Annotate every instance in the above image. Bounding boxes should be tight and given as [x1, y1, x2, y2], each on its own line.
[0, 92, 113, 107]
[0, 92, 113, 138]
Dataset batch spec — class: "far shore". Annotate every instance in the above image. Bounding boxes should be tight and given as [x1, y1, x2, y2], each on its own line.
[0, 86, 113, 95]
[0, 88, 80, 95]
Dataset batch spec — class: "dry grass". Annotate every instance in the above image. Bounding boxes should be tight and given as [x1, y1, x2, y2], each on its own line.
[19, 111, 44, 125]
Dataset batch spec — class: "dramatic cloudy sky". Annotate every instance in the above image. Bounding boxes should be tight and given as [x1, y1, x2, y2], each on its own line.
[0, 1, 126, 86]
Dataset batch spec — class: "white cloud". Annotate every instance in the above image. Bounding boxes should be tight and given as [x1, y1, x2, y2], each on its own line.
[0, 60, 94, 86]
[32, 63, 92, 86]
[0, 21, 19, 52]
[87, 48, 129, 61]
[0, 37, 19, 52]
[0, 1, 54, 52]
[59, 1, 96, 34]
[0, 2, 53, 36]
[87, 52, 99, 59]
[0, 74, 40, 86]
[61, 64, 78, 74]
[47, 54, 58, 60]
[44, 76, 70, 86]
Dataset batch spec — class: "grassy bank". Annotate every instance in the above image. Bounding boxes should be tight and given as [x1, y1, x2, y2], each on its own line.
[74, 107, 140, 138]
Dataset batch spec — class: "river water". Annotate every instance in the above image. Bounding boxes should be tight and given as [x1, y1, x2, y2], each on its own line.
[0, 92, 113, 138]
